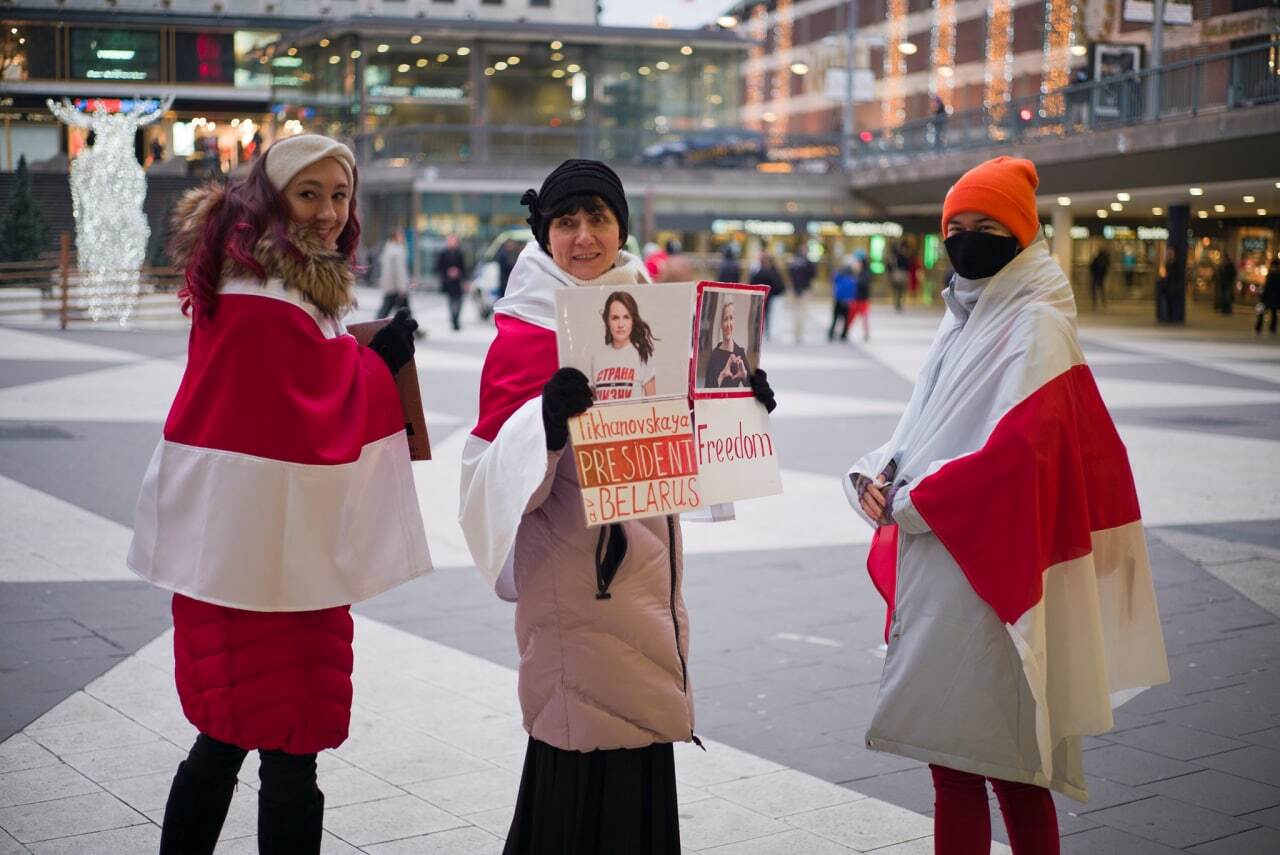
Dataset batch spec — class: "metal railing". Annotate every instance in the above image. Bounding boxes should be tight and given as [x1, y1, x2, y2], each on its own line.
[850, 42, 1279, 165]
[0, 234, 184, 327]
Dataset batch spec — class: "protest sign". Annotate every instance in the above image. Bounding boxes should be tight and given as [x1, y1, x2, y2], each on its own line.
[692, 283, 769, 398]
[555, 283, 695, 403]
[694, 395, 782, 506]
[555, 279, 781, 524]
[568, 398, 702, 525]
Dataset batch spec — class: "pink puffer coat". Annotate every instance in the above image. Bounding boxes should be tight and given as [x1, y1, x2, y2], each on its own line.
[460, 270, 695, 753]
[514, 449, 693, 752]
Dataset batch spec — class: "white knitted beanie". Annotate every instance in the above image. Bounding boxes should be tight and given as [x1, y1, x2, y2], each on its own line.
[264, 134, 355, 191]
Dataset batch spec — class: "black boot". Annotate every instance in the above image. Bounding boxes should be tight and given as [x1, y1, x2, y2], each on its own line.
[158, 760, 238, 855]
[258, 791, 324, 855]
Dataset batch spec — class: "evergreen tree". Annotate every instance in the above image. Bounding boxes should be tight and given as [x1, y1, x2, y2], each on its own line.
[0, 156, 47, 262]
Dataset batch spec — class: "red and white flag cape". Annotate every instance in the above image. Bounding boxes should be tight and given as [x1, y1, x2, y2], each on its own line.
[129, 279, 431, 611]
[848, 241, 1169, 781]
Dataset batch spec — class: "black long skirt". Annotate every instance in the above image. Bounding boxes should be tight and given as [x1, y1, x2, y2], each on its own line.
[503, 737, 681, 855]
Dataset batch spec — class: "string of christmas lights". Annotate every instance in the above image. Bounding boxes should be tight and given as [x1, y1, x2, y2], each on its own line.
[745, 3, 768, 131]
[770, 0, 793, 143]
[984, 0, 1015, 140]
[1041, 0, 1076, 121]
[882, 0, 908, 131]
[930, 0, 957, 111]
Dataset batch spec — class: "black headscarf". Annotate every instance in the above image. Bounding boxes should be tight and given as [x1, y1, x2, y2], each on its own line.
[521, 159, 629, 254]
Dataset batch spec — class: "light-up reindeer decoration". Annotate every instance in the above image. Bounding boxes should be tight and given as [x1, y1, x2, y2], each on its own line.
[46, 96, 173, 324]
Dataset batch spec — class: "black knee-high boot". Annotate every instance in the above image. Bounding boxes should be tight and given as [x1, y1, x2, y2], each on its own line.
[157, 759, 240, 854]
[258, 790, 324, 855]
[257, 749, 323, 855]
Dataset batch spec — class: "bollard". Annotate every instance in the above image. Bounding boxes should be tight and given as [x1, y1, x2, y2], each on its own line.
[59, 232, 70, 330]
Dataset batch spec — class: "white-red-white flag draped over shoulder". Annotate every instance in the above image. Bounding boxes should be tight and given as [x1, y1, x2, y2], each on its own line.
[129, 279, 431, 611]
[846, 239, 1169, 801]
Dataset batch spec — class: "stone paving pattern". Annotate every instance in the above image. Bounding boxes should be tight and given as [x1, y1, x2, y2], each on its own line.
[1, 292, 1278, 852]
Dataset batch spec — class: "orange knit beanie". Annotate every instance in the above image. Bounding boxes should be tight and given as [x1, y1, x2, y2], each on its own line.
[941, 156, 1041, 248]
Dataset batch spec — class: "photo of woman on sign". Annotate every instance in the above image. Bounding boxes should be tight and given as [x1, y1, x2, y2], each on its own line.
[703, 294, 751, 389]
[591, 290, 658, 400]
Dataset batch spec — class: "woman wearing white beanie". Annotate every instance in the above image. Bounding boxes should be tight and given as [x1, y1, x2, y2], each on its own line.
[130, 134, 430, 853]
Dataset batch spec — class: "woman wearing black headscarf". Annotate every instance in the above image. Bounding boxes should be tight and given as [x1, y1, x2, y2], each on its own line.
[459, 159, 777, 855]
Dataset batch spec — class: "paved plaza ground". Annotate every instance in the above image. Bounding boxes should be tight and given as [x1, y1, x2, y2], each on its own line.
[1, 291, 1278, 853]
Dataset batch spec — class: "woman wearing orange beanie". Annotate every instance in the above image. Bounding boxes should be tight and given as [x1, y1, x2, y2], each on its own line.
[843, 156, 1169, 855]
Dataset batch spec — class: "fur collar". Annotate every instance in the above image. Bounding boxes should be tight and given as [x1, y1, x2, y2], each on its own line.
[169, 182, 355, 319]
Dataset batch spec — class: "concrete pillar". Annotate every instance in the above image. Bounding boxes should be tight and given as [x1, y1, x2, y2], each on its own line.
[1051, 207, 1073, 281]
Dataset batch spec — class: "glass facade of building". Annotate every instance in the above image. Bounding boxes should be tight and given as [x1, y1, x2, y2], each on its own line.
[271, 30, 745, 167]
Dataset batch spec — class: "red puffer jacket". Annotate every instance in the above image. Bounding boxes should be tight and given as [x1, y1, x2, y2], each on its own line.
[172, 594, 355, 755]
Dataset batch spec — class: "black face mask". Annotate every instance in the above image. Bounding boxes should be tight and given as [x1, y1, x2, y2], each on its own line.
[944, 231, 1020, 280]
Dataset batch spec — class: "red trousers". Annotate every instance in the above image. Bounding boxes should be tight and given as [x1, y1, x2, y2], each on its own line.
[930, 765, 1059, 855]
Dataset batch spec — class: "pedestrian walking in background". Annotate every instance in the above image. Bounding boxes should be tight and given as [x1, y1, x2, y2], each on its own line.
[930, 94, 948, 147]
[658, 238, 695, 282]
[1155, 245, 1176, 323]
[128, 135, 430, 854]
[829, 256, 855, 341]
[846, 156, 1168, 855]
[750, 251, 785, 338]
[889, 242, 908, 312]
[848, 250, 873, 341]
[1257, 253, 1280, 335]
[1088, 247, 1110, 309]
[1121, 247, 1137, 293]
[642, 240, 668, 280]
[376, 229, 412, 320]
[716, 244, 743, 283]
[496, 237, 520, 299]
[905, 245, 922, 303]
[1218, 251, 1237, 314]
[459, 158, 778, 855]
[787, 250, 816, 343]
[436, 233, 468, 331]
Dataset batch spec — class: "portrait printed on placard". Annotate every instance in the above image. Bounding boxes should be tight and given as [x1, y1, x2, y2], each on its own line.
[693, 283, 767, 397]
[555, 282, 694, 403]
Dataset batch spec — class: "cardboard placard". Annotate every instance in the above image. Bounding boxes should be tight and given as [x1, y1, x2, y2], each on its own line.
[568, 398, 701, 525]
[553, 279, 782, 524]
[692, 282, 770, 399]
[693, 396, 783, 506]
[347, 319, 431, 461]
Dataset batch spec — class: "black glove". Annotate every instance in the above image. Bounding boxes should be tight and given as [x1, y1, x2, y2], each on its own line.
[368, 307, 418, 375]
[750, 368, 777, 414]
[542, 367, 593, 451]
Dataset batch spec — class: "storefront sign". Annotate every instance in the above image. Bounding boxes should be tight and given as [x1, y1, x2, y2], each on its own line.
[70, 28, 161, 82]
[806, 220, 904, 238]
[368, 85, 466, 101]
[841, 221, 904, 238]
[712, 219, 796, 237]
[1137, 226, 1169, 240]
[1123, 1, 1193, 25]
[1070, 226, 1091, 239]
[72, 98, 162, 113]
[1201, 10, 1277, 42]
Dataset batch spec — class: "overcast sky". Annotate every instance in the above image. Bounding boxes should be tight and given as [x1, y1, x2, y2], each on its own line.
[599, 0, 729, 29]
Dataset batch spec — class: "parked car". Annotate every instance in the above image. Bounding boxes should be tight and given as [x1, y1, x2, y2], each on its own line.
[638, 129, 767, 168]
